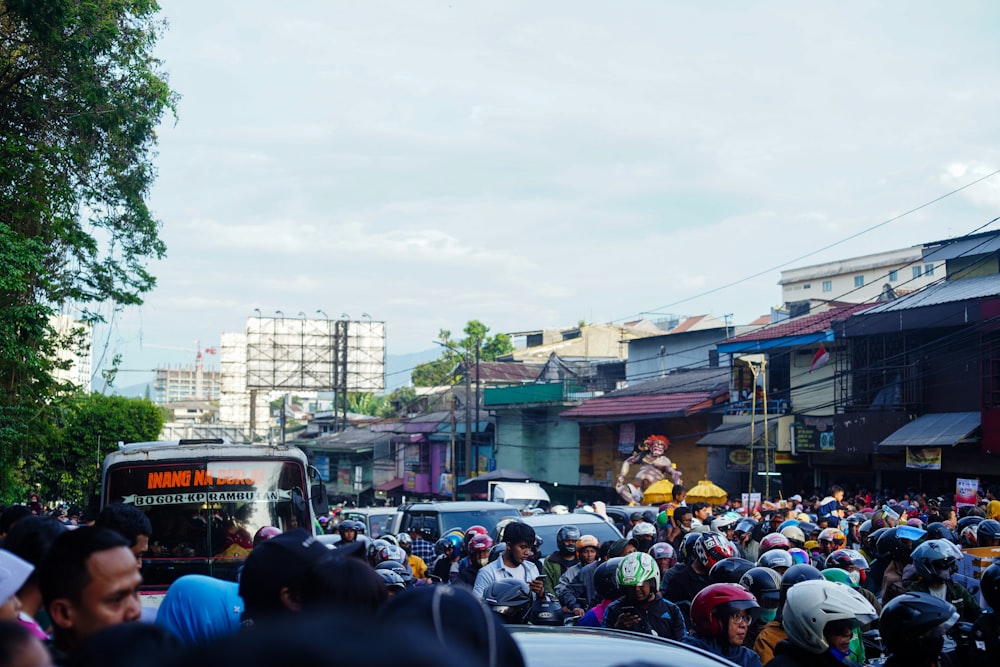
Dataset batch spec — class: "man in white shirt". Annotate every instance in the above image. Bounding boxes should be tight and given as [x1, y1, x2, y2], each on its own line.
[472, 522, 546, 599]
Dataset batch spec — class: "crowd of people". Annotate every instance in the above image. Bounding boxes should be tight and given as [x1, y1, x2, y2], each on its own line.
[2, 482, 1000, 667]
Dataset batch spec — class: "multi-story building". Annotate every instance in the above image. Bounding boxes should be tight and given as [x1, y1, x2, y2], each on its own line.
[50, 314, 92, 392]
[153, 366, 222, 405]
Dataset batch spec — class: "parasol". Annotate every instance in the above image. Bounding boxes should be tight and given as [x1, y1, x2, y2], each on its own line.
[641, 479, 675, 505]
[686, 479, 728, 506]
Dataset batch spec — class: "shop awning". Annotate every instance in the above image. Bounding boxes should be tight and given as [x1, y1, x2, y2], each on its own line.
[697, 421, 775, 447]
[374, 478, 404, 492]
[878, 412, 980, 448]
[560, 391, 722, 423]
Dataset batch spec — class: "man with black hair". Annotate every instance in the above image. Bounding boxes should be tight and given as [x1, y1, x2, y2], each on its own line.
[238, 528, 329, 629]
[95, 503, 152, 566]
[690, 502, 712, 527]
[472, 521, 545, 600]
[818, 485, 845, 528]
[39, 525, 142, 664]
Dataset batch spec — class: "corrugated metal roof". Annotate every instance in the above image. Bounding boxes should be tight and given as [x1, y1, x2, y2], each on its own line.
[559, 390, 725, 422]
[854, 274, 1000, 315]
[878, 412, 980, 448]
[471, 361, 545, 383]
[611, 368, 729, 397]
[697, 421, 775, 447]
[922, 232, 1000, 262]
[722, 303, 873, 344]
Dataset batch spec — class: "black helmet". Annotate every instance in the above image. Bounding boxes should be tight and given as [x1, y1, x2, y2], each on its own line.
[556, 525, 582, 556]
[779, 563, 822, 605]
[911, 539, 961, 584]
[679, 532, 702, 564]
[709, 557, 754, 584]
[957, 515, 984, 531]
[735, 518, 758, 536]
[977, 519, 1000, 545]
[594, 557, 625, 600]
[488, 543, 507, 563]
[923, 522, 957, 544]
[880, 592, 959, 658]
[350, 519, 366, 534]
[338, 521, 357, 536]
[375, 560, 413, 584]
[368, 538, 390, 565]
[739, 566, 782, 611]
[980, 562, 1000, 610]
[796, 522, 820, 540]
[374, 568, 406, 592]
[483, 579, 532, 624]
[529, 597, 565, 626]
[866, 527, 888, 555]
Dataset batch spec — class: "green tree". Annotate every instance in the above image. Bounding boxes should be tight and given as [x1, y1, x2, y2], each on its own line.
[48, 394, 163, 505]
[0, 0, 176, 496]
[412, 321, 514, 387]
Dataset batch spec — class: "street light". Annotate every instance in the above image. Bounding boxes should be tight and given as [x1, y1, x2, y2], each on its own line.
[316, 309, 328, 320]
[362, 312, 372, 321]
[253, 308, 262, 319]
[275, 310, 284, 320]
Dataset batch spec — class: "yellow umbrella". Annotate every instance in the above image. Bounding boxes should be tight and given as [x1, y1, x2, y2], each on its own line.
[686, 479, 728, 506]
[641, 479, 675, 505]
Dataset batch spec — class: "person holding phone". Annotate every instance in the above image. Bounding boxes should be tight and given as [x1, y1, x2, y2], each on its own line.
[472, 522, 545, 600]
[602, 552, 685, 639]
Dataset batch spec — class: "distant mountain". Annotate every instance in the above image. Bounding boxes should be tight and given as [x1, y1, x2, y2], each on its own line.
[385, 348, 439, 392]
[109, 379, 154, 399]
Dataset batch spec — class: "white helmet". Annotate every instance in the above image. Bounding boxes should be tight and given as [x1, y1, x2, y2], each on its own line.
[782, 579, 878, 653]
[711, 515, 737, 532]
[550, 504, 569, 515]
[632, 522, 656, 538]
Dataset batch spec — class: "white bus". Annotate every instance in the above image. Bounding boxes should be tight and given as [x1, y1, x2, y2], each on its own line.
[101, 439, 329, 591]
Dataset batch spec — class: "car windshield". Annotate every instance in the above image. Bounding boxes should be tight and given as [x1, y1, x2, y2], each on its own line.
[531, 519, 622, 554]
[437, 508, 519, 538]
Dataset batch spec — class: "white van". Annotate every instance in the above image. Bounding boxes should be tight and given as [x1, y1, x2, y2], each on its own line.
[489, 481, 550, 511]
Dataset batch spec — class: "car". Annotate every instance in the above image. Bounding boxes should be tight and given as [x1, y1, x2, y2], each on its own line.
[508, 625, 739, 667]
[395, 501, 520, 541]
[338, 507, 401, 539]
[504, 512, 622, 553]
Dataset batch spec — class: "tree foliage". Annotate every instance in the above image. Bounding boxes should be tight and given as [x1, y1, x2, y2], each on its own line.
[412, 320, 514, 387]
[0, 0, 175, 497]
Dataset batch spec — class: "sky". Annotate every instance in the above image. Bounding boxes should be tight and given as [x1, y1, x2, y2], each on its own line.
[89, 1, 1000, 389]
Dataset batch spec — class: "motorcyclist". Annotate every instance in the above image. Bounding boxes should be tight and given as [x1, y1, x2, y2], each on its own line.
[906, 538, 980, 622]
[456, 533, 494, 587]
[575, 557, 623, 628]
[555, 534, 600, 617]
[824, 549, 880, 624]
[682, 583, 763, 667]
[664, 532, 730, 608]
[395, 531, 427, 580]
[878, 524, 927, 605]
[430, 534, 461, 582]
[603, 552, 685, 639]
[766, 579, 877, 667]
[969, 562, 1000, 667]
[880, 592, 959, 667]
[739, 566, 781, 650]
[752, 563, 823, 665]
[630, 521, 657, 554]
[542, 525, 580, 596]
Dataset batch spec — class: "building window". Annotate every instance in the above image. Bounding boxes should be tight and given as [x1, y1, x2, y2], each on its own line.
[822, 280, 832, 292]
[925, 263, 934, 276]
[803, 283, 811, 290]
[888, 270, 898, 281]
[854, 275, 864, 288]
[913, 265, 923, 278]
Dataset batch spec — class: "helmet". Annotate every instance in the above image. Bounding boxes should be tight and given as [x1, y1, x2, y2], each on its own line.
[483, 579, 532, 624]
[494, 517, 520, 542]
[376, 560, 413, 584]
[649, 542, 676, 563]
[380, 534, 399, 547]
[923, 522, 956, 544]
[797, 522, 820, 540]
[709, 557, 755, 584]
[694, 533, 734, 570]
[368, 538, 390, 564]
[556, 525, 582, 556]
[375, 568, 407, 592]
[396, 532, 412, 547]
[780, 525, 806, 547]
[735, 518, 758, 536]
[782, 579, 878, 654]
[679, 532, 702, 564]
[880, 592, 959, 658]
[528, 596, 565, 626]
[960, 523, 979, 548]
[616, 552, 660, 589]
[488, 543, 507, 563]
[825, 549, 869, 571]
[338, 521, 357, 536]
[822, 568, 857, 588]
[252, 526, 282, 548]
[712, 515, 738, 533]
[780, 563, 823, 603]
[758, 549, 794, 571]
[595, 557, 625, 600]
[844, 513, 866, 529]
[690, 583, 760, 637]
[435, 533, 462, 556]
[788, 548, 810, 565]
[468, 534, 495, 557]
[550, 504, 569, 515]
[876, 527, 913, 561]
[866, 527, 889, 555]
[858, 519, 873, 541]
[871, 506, 899, 530]
[351, 520, 366, 534]
[656, 510, 671, 530]
[977, 519, 1000, 545]
[759, 533, 791, 551]
[354, 534, 372, 555]
[818, 528, 847, 549]
[465, 524, 488, 540]
[980, 562, 1000, 610]
[632, 522, 656, 538]
[375, 544, 407, 565]
[911, 539, 962, 583]
[739, 567, 782, 611]
[957, 515, 984, 531]
[576, 534, 600, 553]
[777, 519, 800, 533]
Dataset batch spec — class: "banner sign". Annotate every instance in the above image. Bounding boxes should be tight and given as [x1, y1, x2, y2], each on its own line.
[122, 489, 292, 507]
[956, 478, 979, 507]
[792, 417, 835, 454]
[905, 447, 942, 470]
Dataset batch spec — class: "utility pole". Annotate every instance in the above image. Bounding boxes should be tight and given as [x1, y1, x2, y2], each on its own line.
[450, 391, 457, 499]
[474, 337, 481, 476]
[464, 348, 472, 481]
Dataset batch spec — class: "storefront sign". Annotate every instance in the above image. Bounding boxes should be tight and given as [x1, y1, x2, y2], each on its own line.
[725, 448, 752, 472]
[905, 447, 942, 470]
[956, 478, 979, 507]
[792, 418, 835, 454]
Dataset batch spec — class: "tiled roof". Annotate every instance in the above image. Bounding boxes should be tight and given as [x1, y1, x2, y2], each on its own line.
[670, 314, 727, 334]
[560, 390, 726, 422]
[722, 303, 874, 344]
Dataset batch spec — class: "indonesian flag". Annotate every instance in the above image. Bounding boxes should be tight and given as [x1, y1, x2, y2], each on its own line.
[810, 344, 830, 373]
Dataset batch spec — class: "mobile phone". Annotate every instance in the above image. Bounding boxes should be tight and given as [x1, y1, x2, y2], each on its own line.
[534, 574, 547, 581]
[619, 605, 637, 615]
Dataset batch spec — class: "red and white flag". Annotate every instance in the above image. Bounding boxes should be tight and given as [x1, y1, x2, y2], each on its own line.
[810, 344, 830, 373]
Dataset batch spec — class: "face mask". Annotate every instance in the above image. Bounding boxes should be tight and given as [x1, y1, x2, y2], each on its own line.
[848, 570, 861, 586]
[759, 608, 777, 623]
[477, 556, 489, 567]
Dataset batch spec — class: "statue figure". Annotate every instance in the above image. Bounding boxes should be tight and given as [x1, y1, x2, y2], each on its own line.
[616, 435, 682, 504]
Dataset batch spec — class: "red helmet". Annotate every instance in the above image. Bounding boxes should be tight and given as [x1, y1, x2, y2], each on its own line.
[468, 534, 495, 555]
[759, 533, 791, 551]
[694, 533, 734, 570]
[463, 524, 489, 550]
[690, 583, 760, 636]
[253, 526, 282, 548]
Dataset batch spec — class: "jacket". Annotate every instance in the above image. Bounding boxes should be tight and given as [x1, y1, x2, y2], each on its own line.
[906, 579, 981, 622]
[766, 639, 861, 667]
[602, 594, 686, 640]
[542, 551, 576, 596]
[682, 633, 762, 667]
[555, 562, 587, 611]
[753, 620, 787, 666]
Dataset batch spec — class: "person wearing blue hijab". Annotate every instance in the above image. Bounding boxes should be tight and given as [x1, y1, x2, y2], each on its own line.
[155, 574, 244, 644]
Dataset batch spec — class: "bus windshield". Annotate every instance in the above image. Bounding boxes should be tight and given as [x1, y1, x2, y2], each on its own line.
[104, 458, 308, 588]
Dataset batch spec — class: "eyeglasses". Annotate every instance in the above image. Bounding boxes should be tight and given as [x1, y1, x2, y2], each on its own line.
[730, 613, 752, 626]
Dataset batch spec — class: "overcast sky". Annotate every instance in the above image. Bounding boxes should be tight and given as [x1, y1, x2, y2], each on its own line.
[89, 1, 1000, 387]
